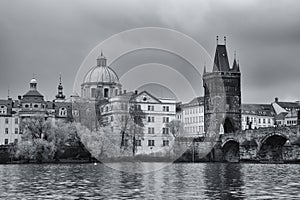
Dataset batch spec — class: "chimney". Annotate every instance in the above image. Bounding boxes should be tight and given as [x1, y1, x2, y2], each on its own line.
[275, 97, 279, 102]
[18, 95, 22, 100]
[135, 90, 138, 95]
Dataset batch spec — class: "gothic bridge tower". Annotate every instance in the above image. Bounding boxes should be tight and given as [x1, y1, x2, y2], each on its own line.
[203, 37, 241, 137]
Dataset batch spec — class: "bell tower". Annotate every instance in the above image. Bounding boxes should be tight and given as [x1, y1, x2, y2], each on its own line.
[203, 36, 241, 137]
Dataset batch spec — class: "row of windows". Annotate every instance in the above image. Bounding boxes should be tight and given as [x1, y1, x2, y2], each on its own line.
[286, 120, 297, 125]
[243, 116, 273, 124]
[4, 128, 20, 134]
[4, 139, 18, 145]
[148, 127, 169, 134]
[23, 103, 44, 109]
[185, 126, 204, 133]
[147, 139, 169, 147]
[184, 116, 204, 124]
[4, 118, 19, 124]
[184, 106, 204, 115]
[124, 139, 169, 147]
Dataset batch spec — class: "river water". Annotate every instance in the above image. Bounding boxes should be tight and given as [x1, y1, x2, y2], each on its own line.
[0, 163, 299, 199]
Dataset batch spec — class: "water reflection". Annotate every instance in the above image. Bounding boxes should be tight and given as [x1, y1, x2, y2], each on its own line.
[0, 163, 299, 199]
[204, 163, 244, 199]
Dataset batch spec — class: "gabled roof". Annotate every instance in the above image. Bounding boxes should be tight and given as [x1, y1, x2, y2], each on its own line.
[132, 91, 161, 103]
[213, 45, 230, 72]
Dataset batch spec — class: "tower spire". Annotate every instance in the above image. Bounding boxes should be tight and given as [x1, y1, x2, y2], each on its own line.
[55, 73, 65, 101]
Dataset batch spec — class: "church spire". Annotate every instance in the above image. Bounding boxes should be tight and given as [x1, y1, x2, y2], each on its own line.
[55, 73, 65, 100]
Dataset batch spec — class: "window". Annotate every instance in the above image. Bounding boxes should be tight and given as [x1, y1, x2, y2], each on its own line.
[14, 139, 18, 144]
[162, 127, 169, 134]
[163, 140, 169, 146]
[15, 128, 18, 134]
[25, 104, 29, 108]
[163, 106, 169, 112]
[147, 116, 154, 122]
[33, 104, 38, 108]
[148, 140, 155, 146]
[15, 118, 18, 124]
[91, 88, 96, 98]
[268, 118, 271, 124]
[59, 107, 67, 117]
[148, 105, 154, 111]
[111, 116, 114, 122]
[5, 128, 8, 134]
[0, 105, 7, 114]
[5, 118, 9, 124]
[148, 127, 154, 134]
[259, 118, 261, 123]
[136, 140, 142, 146]
[163, 117, 169, 123]
[263, 119, 266, 124]
[4, 139, 8, 145]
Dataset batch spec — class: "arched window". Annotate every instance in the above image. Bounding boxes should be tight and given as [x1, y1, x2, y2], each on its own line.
[0, 105, 7, 114]
[104, 88, 109, 98]
[59, 107, 67, 117]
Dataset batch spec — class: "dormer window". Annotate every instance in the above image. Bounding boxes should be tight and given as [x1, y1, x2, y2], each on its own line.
[59, 107, 67, 117]
[0, 105, 7, 114]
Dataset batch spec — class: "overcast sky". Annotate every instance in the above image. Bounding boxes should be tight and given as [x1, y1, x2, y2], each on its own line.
[0, 0, 300, 104]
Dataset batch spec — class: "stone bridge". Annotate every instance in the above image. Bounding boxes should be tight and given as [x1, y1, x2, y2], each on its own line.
[219, 126, 300, 162]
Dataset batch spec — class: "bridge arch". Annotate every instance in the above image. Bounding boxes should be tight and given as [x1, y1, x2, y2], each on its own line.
[257, 132, 288, 162]
[222, 139, 240, 162]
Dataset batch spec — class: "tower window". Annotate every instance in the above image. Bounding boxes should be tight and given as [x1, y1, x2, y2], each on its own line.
[104, 88, 109, 98]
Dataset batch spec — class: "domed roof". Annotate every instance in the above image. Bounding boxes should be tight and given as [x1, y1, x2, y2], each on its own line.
[82, 53, 119, 84]
[30, 78, 37, 84]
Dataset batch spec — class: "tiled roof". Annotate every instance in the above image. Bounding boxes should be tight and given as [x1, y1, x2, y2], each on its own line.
[241, 104, 274, 116]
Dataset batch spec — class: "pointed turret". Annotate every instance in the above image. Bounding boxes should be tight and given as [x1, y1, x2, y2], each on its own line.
[212, 36, 230, 72]
[231, 58, 238, 72]
[55, 73, 65, 101]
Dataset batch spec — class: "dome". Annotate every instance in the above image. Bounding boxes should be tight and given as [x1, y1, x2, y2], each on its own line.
[83, 65, 119, 84]
[82, 62, 119, 84]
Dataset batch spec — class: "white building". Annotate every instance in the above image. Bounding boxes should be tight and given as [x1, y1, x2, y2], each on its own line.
[180, 97, 205, 137]
[241, 104, 275, 130]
